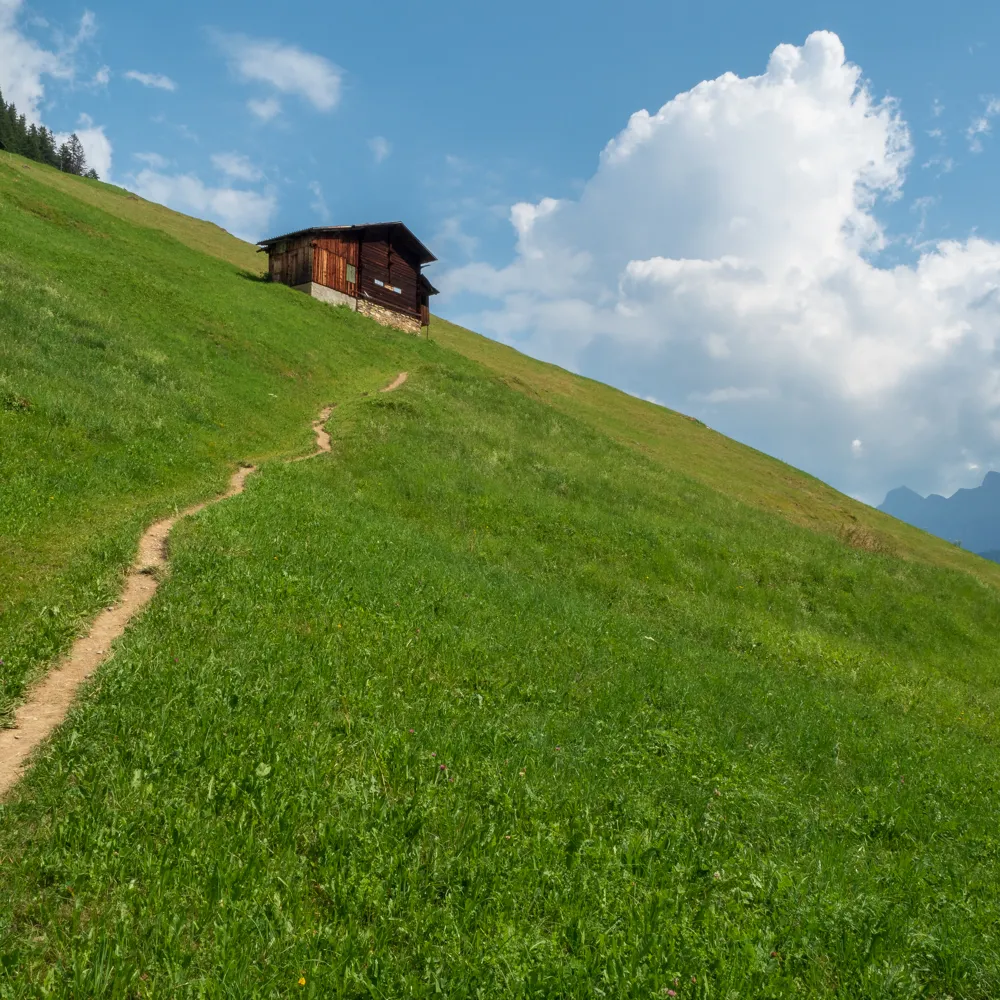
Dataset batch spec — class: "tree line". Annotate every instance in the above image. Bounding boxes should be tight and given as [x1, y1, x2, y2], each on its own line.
[0, 87, 99, 180]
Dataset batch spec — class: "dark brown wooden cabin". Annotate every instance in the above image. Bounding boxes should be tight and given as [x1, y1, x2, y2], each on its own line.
[257, 222, 438, 334]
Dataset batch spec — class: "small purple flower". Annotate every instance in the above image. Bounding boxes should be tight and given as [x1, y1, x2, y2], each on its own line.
[431, 752, 436, 758]
[408, 729, 415, 734]
[439, 764, 446, 771]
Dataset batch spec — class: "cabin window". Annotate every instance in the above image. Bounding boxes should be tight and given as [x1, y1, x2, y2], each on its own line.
[374, 278, 384, 287]
[346, 264, 356, 284]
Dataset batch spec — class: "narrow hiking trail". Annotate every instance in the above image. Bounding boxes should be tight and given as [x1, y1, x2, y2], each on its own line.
[381, 371, 408, 394]
[0, 373, 409, 798]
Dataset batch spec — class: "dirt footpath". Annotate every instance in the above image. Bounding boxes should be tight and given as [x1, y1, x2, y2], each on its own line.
[0, 373, 409, 798]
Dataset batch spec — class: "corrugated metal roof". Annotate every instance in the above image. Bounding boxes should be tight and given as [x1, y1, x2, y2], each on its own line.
[258, 222, 437, 264]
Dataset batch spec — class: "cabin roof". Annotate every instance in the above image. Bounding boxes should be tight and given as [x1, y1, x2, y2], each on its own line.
[258, 222, 437, 265]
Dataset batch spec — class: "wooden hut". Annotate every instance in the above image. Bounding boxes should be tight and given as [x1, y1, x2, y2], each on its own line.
[257, 223, 438, 334]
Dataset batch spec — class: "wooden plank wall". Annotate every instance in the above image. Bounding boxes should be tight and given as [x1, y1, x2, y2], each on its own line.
[313, 236, 359, 295]
[268, 236, 313, 287]
[268, 229, 430, 323]
[359, 233, 421, 317]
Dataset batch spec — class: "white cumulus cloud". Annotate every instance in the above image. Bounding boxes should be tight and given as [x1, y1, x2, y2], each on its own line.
[211, 151, 262, 182]
[0, 0, 70, 120]
[124, 70, 176, 92]
[443, 31, 1000, 503]
[129, 169, 276, 242]
[217, 33, 341, 112]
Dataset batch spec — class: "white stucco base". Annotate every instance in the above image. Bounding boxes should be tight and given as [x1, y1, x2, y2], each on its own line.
[292, 282, 358, 310]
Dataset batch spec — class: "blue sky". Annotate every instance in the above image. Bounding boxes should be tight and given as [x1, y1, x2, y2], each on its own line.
[4, 0, 1000, 502]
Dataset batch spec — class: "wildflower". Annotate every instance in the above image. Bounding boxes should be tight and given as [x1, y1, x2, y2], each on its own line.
[555, 746, 561, 751]
[691, 975, 697, 983]
[713, 871, 721, 880]
[770, 951, 778, 958]
[519, 770, 526, 777]
[714, 788, 721, 797]
[431, 752, 436, 758]
[667, 992, 677, 997]
[298, 976, 306, 986]
[505, 835, 511, 839]
[439, 764, 446, 771]
[408, 729, 415, 734]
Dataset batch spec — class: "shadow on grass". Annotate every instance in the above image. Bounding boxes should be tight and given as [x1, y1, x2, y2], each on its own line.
[237, 269, 269, 283]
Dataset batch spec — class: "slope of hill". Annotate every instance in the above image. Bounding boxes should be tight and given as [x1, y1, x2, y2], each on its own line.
[11, 152, 1000, 584]
[880, 472, 1000, 555]
[4, 152, 1000, 996]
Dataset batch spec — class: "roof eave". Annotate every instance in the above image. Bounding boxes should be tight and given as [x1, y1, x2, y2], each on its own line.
[257, 222, 437, 264]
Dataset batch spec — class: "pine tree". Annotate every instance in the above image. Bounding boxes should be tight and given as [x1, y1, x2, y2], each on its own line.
[25, 124, 42, 162]
[59, 134, 87, 176]
[38, 127, 59, 168]
[0, 90, 97, 179]
[14, 114, 28, 156]
[0, 88, 11, 152]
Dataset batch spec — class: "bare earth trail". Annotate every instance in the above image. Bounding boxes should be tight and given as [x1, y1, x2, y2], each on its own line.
[0, 373, 409, 798]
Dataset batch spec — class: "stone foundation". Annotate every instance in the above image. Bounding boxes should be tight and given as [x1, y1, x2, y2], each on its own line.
[291, 282, 423, 334]
[357, 299, 422, 335]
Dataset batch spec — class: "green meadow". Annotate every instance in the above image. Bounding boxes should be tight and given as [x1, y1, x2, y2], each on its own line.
[3, 152, 1000, 997]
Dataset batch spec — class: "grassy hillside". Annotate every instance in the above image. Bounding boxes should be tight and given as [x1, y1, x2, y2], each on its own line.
[0, 150, 429, 723]
[12, 149, 992, 582]
[1, 153, 262, 273]
[428, 316, 1000, 581]
[3, 154, 1000, 996]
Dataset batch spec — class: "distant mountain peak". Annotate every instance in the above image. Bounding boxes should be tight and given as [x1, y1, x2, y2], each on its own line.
[879, 471, 1000, 555]
[883, 485, 922, 500]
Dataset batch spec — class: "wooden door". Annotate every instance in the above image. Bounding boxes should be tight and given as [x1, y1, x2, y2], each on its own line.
[314, 245, 358, 297]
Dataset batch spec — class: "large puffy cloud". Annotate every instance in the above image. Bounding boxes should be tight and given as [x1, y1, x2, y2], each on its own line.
[444, 32, 1000, 503]
[129, 169, 276, 243]
[0, 0, 66, 119]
